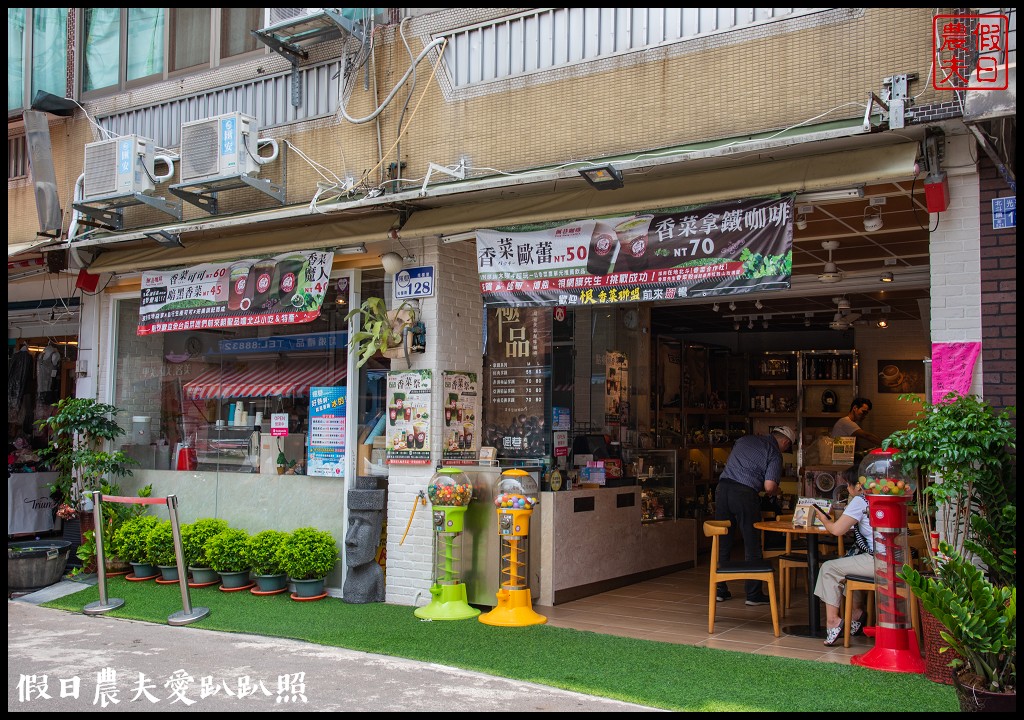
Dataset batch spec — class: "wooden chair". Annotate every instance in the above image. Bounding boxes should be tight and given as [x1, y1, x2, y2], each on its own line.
[703, 520, 780, 637]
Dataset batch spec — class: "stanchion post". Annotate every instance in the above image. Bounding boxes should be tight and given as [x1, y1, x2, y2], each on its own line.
[83, 490, 125, 614]
[166, 494, 210, 626]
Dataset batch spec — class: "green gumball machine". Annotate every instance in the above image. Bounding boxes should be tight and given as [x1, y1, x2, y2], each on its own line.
[414, 468, 481, 620]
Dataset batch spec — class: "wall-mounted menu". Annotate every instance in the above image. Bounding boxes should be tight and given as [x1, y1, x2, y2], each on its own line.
[385, 370, 432, 465]
[307, 386, 346, 477]
[442, 371, 480, 464]
[483, 307, 550, 458]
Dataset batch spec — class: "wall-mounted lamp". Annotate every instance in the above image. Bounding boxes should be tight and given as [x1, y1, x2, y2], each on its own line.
[796, 187, 865, 203]
[712, 303, 720, 312]
[879, 271, 894, 283]
[380, 251, 405, 275]
[578, 164, 624, 190]
[728, 302, 736, 311]
[754, 299, 764, 310]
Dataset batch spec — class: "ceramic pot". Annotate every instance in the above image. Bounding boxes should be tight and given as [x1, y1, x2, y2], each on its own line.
[291, 577, 325, 597]
[129, 561, 157, 579]
[253, 573, 288, 592]
[218, 570, 251, 588]
[189, 566, 220, 584]
[157, 564, 179, 581]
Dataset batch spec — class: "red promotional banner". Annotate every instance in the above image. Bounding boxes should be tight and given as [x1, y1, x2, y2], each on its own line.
[137, 250, 334, 335]
[475, 195, 793, 307]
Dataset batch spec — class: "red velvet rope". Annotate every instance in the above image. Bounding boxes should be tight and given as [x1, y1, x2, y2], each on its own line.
[99, 495, 168, 505]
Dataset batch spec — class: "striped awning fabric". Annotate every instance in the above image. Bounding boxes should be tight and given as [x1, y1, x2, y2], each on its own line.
[183, 359, 347, 400]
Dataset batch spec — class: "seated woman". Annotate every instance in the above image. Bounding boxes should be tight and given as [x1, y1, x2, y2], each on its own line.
[812, 480, 874, 646]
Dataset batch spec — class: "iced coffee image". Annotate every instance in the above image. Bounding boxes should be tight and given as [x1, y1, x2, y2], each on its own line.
[586, 221, 620, 276]
[614, 215, 654, 272]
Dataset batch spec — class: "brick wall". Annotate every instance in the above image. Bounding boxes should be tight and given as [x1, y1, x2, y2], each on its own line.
[977, 153, 1016, 413]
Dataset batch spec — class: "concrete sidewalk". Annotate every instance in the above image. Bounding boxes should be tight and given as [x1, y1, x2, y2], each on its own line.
[9, 581, 662, 712]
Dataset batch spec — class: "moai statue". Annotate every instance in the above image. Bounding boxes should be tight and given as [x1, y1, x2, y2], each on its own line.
[342, 476, 385, 603]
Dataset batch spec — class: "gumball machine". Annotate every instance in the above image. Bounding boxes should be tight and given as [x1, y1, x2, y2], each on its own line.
[851, 448, 926, 674]
[415, 468, 480, 620]
[478, 468, 547, 627]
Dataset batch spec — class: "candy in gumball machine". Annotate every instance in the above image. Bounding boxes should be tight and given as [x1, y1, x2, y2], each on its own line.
[851, 448, 926, 674]
[415, 468, 480, 620]
[478, 468, 547, 627]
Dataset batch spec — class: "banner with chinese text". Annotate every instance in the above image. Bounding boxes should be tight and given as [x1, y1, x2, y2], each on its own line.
[138, 250, 334, 335]
[476, 196, 792, 306]
[483, 308, 550, 458]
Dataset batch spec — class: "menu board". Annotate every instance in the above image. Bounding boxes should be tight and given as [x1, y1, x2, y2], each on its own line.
[307, 386, 346, 477]
[442, 371, 480, 464]
[385, 370, 432, 465]
[483, 307, 551, 458]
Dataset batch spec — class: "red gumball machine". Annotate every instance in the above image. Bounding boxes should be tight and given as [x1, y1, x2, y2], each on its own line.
[478, 468, 546, 627]
[851, 448, 926, 674]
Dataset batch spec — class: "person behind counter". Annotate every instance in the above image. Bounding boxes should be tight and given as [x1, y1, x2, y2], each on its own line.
[714, 425, 795, 606]
[831, 397, 883, 453]
[812, 480, 873, 646]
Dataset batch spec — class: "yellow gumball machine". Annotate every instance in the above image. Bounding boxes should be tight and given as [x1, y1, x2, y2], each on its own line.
[415, 468, 480, 620]
[479, 468, 546, 627]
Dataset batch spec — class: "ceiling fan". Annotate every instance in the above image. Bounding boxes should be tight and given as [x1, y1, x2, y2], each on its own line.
[818, 240, 843, 283]
[829, 296, 862, 330]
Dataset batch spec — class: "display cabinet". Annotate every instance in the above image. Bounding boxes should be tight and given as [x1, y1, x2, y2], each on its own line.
[799, 349, 859, 465]
[196, 426, 261, 473]
[623, 448, 677, 522]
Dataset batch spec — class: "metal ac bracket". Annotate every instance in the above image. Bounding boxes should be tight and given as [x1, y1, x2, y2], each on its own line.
[73, 192, 183, 231]
[863, 73, 918, 131]
[420, 161, 467, 196]
[168, 173, 286, 215]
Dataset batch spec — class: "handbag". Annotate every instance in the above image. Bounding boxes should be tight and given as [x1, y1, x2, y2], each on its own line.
[845, 527, 873, 556]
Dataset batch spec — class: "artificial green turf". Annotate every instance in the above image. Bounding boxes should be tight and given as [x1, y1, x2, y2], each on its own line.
[42, 578, 958, 712]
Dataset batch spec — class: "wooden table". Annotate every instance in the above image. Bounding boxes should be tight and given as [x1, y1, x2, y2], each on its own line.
[754, 519, 833, 638]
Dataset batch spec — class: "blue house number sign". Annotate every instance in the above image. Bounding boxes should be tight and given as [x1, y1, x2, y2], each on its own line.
[394, 266, 435, 299]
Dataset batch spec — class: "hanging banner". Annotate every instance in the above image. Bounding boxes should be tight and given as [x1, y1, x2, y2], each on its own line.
[385, 370, 432, 465]
[307, 386, 346, 477]
[931, 342, 982, 401]
[483, 307, 551, 458]
[137, 250, 334, 335]
[441, 371, 481, 464]
[476, 196, 793, 306]
[605, 351, 628, 425]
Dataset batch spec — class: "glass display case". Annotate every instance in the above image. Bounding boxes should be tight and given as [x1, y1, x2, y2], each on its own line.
[623, 448, 676, 522]
[195, 425, 261, 473]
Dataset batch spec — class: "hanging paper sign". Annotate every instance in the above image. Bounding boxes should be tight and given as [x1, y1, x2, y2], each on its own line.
[441, 371, 480, 464]
[137, 250, 334, 335]
[475, 196, 793, 306]
[270, 413, 290, 437]
[385, 370, 432, 465]
[307, 386, 346, 477]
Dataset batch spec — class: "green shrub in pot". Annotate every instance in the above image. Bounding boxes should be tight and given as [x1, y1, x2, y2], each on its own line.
[206, 528, 251, 574]
[181, 518, 230, 569]
[277, 527, 338, 581]
[113, 515, 160, 565]
[243, 530, 290, 576]
[145, 520, 177, 567]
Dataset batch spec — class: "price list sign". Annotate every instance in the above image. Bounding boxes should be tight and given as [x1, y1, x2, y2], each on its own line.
[484, 307, 551, 458]
[307, 386, 346, 477]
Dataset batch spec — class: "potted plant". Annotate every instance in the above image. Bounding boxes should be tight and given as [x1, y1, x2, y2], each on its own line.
[206, 528, 252, 588]
[344, 296, 418, 367]
[113, 514, 161, 579]
[180, 518, 229, 585]
[277, 526, 338, 598]
[900, 543, 1016, 709]
[244, 530, 290, 593]
[145, 520, 179, 581]
[35, 398, 138, 513]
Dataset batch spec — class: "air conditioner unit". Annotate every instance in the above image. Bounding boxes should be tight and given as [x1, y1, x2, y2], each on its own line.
[82, 135, 156, 200]
[264, 8, 325, 28]
[179, 113, 260, 183]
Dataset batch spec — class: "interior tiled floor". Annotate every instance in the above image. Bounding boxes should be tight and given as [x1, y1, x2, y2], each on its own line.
[537, 560, 884, 664]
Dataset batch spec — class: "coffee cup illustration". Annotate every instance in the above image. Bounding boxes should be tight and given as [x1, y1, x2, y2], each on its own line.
[614, 215, 654, 272]
[227, 261, 254, 311]
[880, 364, 903, 387]
[586, 221, 620, 276]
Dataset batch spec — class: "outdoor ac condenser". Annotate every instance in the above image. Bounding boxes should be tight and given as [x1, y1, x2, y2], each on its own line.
[179, 112, 260, 184]
[82, 135, 156, 200]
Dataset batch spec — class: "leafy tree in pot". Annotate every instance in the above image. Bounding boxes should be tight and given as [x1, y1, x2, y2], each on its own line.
[145, 520, 177, 567]
[243, 530, 290, 576]
[206, 528, 251, 574]
[277, 527, 338, 581]
[181, 518, 230, 569]
[113, 515, 161, 565]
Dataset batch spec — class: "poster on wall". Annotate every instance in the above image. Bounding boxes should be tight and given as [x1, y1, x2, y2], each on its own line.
[475, 196, 793, 306]
[137, 250, 334, 335]
[604, 351, 628, 424]
[441, 371, 480, 464]
[930, 342, 981, 400]
[483, 307, 551, 458]
[876, 359, 927, 394]
[307, 386, 346, 477]
[385, 370, 432, 465]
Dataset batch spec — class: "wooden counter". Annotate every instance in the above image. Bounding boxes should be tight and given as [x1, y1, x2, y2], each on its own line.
[537, 487, 696, 605]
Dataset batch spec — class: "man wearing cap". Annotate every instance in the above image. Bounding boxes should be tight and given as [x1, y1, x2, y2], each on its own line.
[713, 426, 795, 605]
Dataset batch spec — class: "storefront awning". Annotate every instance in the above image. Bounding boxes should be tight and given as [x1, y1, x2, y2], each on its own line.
[87, 212, 399, 275]
[399, 143, 920, 237]
[183, 359, 347, 400]
[8, 238, 61, 259]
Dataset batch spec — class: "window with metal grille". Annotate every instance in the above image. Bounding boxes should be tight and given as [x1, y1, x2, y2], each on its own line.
[8, 136, 29, 180]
